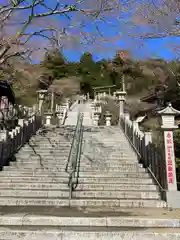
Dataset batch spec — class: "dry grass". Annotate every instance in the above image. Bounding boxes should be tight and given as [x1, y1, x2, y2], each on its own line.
[48, 76, 80, 97]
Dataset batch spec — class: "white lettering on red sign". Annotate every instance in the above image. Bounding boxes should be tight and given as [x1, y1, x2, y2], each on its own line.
[166, 132, 173, 184]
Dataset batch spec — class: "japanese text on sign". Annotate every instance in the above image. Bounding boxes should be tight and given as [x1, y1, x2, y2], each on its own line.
[166, 132, 173, 184]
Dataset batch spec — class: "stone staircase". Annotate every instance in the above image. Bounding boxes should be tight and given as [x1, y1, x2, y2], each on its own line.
[73, 126, 166, 208]
[0, 125, 179, 239]
[0, 125, 74, 204]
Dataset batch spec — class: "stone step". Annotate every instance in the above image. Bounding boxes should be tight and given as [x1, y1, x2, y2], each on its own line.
[22, 149, 70, 152]
[25, 144, 71, 148]
[0, 189, 69, 198]
[0, 172, 68, 177]
[0, 214, 179, 228]
[0, 171, 150, 178]
[0, 197, 166, 207]
[0, 176, 154, 184]
[82, 156, 138, 160]
[0, 189, 160, 199]
[4, 166, 146, 173]
[0, 183, 158, 191]
[23, 143, 71, 147]
[14, 159, 140, 165]
[1, 227, 179, 240]
[15, 156, 68, 161]
[73, 190, 160, 199]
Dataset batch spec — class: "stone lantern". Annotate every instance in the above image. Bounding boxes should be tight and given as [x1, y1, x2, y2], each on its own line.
[93, 112, 100, 126]
[115, 90, 127, 118]
[44, 111, 53, 126]
[158, 103, 180, 208]
[95, 102, 101, 114]
[56, 111, 64, 126]
[37, 90, 48, 113]
[105, 111, 112, 126]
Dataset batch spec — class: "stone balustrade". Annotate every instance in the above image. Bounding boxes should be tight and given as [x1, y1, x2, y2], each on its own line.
[0, 106, 42, 169]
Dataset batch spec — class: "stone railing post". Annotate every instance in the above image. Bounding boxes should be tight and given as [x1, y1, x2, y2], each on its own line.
[56, 112, 64, 126]
[44, 112, 53, 126]
[93, 112, 100, 126]
[91, 103, 95, 119]
[158, 103, 180, 208]
[115, 90, 127, 124]
[124, 112, 130, 134]
[105, 111, 112, 126]
[144, 131, 152, 167]
[132, 120, 139, 144]
[37, 90, 48, 114]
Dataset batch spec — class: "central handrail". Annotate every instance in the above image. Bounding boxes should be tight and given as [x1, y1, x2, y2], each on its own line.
[65, 112, 84, 200]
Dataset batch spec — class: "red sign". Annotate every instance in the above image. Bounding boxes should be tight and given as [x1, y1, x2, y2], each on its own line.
[166, 132, 173, 184]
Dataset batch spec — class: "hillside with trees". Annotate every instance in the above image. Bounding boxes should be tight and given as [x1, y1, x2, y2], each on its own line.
[1, 48, 179, 105]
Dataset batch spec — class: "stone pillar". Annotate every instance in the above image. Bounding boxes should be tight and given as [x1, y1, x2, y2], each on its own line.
[0, 130, 7, 141]
[37, 90, 48, 113]
[93, 113, 100, 126]
[158, 103, 180, 208]
[144, 131, 152, 167]
[115, 91, 127, 123]
[91, 103, 95, 118]
[44, 112, 53, 125]
[56, 112, 64, 126]
[105, 111, 112, 126]
[18, 119, 24, 127]
[124, 112, 130, 134]
[50, 91, 54, 113]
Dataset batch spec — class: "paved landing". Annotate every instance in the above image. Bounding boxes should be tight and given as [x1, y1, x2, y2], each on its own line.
[65, 102, 93, 126]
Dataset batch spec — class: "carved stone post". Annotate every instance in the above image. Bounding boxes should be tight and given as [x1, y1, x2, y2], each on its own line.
[91, 103, 95, 118]
[158, 103, 180, 208]
[37, 90, 48, 114]
[56, 112, 64, 126]
[115, 90, 127, 123]
[44, 112, 53, 126]
[50, 90, 54, 113]
[93, 112, 100, 126]
[105, 111, 112, 126]
[124, 112, 130, 135]
[144, 131, 152, 167]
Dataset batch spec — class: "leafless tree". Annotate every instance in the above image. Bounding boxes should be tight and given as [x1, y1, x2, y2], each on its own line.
[0, 0, 130, 65]
[132, 0, 180, 39]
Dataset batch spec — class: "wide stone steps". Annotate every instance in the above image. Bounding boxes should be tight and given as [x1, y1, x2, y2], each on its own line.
[0, 197, 166, 207]
[0, 171, 151, 178]
[4, 166, 146, 173]
[0, 183, 158, 191]
[73, 191, 160, 199]
[0, 176, 154, 184]
[0, 215, 179, 228]
[21, 149, 70, 153]
[12, 159, 141, 165]
[0, 122, 168, 239]
[1, 227, 180, 240]
[0, 189, 160, 199]
[0, 189, 69, 198]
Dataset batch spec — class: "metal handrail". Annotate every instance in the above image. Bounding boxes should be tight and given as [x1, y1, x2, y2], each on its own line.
[65, 112, 84, 200]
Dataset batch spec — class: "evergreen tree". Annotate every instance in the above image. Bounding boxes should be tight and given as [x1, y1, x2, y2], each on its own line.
[41, 49, 69, 80]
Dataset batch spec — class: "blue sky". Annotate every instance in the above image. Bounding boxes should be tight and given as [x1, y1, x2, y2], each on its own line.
[63, 36, 180, 62]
